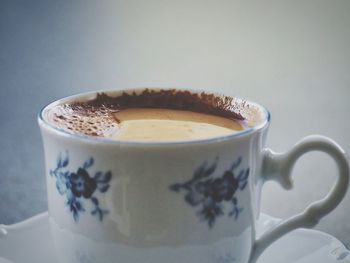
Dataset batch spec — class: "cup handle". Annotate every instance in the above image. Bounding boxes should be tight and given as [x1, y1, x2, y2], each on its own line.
[249, 135, 349, 263]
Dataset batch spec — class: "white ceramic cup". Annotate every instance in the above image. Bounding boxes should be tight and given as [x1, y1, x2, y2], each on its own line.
[38, 88, 349, 263]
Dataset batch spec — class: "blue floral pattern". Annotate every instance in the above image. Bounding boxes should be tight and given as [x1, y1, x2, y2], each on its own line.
[50, 152, 111, 222]
[169, 157, 249, 228]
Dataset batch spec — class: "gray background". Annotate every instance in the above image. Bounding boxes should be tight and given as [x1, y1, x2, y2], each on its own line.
[1, 0, 349, 248]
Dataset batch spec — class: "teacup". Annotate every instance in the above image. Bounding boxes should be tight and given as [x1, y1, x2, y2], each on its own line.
[38, 88, 349, 263]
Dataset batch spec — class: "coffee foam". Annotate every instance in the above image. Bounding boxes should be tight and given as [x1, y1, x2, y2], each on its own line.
[48, 104, 119, 137]
[45, 89, 266, 139]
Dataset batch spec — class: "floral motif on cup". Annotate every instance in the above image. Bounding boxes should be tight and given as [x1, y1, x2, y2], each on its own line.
[169, 156, 249, 228]
[50, 152, 111, 222]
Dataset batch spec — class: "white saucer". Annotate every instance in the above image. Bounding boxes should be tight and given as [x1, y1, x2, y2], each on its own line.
[0, 212, 349, 263]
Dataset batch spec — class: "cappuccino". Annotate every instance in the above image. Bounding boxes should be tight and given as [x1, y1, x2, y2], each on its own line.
[46, 89, 251, 142]
[112, 108, 243, 141]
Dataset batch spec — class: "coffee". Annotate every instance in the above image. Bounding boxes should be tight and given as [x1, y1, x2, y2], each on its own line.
[45, 89, 253, 142]
[112, 108, 243, 141]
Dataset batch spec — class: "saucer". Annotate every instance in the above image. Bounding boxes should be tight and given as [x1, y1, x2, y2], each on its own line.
[0, 212, 349, 263]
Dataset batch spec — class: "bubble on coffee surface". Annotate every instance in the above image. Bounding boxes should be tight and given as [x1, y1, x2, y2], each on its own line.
[48, 103, 119, 137]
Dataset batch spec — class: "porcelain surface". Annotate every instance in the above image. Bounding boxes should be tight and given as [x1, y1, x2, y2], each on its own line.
[0, 212, 349, 263]
[37, 89, 349, 263]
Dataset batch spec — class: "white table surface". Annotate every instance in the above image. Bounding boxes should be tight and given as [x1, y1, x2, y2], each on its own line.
[0, 0, 349, 247]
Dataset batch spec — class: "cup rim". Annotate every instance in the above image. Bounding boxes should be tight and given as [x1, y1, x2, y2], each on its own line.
[38, 88, 271, 146]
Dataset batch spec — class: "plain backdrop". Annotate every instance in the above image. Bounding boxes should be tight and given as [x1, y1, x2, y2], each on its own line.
[0, 0, 350, 247]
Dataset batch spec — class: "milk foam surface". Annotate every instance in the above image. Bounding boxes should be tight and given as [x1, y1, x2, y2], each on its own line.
[113, 108, 243, 141]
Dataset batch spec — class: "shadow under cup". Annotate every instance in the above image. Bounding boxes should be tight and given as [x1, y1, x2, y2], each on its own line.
[38, 88, 271, 263]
